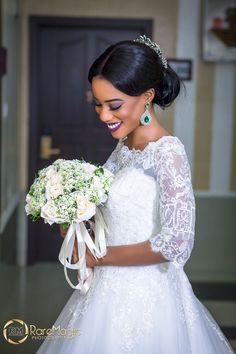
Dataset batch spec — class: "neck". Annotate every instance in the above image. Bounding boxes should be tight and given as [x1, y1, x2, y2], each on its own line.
[125, 108, 170, 149]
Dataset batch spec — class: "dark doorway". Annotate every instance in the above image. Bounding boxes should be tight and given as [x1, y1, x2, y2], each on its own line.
[28, 16, 152, 264]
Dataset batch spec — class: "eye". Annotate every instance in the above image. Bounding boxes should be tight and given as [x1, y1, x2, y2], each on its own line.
[109, 105, 122, 111]
[93, 102, 102, 107]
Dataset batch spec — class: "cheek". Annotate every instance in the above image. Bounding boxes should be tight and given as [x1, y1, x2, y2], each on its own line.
[95, 106, 101, 115]
[121, 104, 141, 123]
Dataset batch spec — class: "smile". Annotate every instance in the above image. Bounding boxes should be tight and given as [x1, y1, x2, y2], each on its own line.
[107, 122, 122, 132]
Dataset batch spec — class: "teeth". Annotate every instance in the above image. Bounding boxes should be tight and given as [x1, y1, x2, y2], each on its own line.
[107, 122, 121, 128]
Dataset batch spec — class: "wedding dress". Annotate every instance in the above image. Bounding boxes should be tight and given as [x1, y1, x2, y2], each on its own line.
[36, 136, 235, 354]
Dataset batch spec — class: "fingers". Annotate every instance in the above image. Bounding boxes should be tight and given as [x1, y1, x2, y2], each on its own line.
[64, 236, 98, 268]
[85, 247, 102, 268]
[59, 225, 68, 238]
[71, 247, 92, 267]
[72, 253, 79, 264]
[59, 226, 96, 267]
[72, 248, 99, 268]
[72, 239, 79, 263]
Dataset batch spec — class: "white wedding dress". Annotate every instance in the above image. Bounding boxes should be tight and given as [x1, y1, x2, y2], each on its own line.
[36, 136, 235, 354]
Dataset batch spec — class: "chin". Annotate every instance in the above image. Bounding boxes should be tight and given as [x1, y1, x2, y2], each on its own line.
[109, 128, 125, 139]
[110, 133, 123, 140]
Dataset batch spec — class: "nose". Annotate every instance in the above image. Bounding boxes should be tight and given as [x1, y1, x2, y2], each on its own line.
[98, 106, 113, 123]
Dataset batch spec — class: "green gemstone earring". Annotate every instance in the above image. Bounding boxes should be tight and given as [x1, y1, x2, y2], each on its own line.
[139, 102, 152, 126]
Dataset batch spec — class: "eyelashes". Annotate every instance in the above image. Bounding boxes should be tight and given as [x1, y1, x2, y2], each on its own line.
[93, 103, 122, 111]
[110, 105, 122, 111]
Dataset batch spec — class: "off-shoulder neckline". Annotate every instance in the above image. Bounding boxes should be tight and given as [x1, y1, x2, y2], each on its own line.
[119, 135, 179, 154]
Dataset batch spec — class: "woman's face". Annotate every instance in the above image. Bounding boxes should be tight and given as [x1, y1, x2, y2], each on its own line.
[91, 76, 148, 139]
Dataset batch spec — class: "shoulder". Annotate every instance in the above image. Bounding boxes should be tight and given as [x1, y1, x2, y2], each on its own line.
[152, 136, 192, 178]
[152, 136, 188, 165]
[153, 136, 186, 156]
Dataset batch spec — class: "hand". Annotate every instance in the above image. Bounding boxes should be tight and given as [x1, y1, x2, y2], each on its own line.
[85, 247, 103, 268]
[59, 224, 103, 267]
[59, 224, 68, 238]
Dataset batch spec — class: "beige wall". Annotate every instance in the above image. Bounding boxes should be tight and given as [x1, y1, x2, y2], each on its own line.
[193, 61, 214, 190]
[230, 68, 236, 191]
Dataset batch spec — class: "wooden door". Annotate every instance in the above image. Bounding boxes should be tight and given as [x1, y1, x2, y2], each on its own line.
[28, 17, 152, 264]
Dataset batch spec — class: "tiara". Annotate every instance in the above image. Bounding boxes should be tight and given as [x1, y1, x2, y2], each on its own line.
[133, 35, 168, 69]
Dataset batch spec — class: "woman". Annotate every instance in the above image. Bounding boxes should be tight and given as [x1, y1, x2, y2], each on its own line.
[36, 36, 235, 354]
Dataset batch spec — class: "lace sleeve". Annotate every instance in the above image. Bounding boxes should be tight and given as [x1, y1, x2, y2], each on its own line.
[149, 139, 196, 267]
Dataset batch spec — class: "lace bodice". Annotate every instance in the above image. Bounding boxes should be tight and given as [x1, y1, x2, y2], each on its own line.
[102, 136, 196, 268]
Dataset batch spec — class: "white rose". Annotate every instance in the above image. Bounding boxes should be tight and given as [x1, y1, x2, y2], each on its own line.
[50, 173, 61, 185]
[46, 181, 64, 199]
[92, 176, 102, 189]
[25, 203, 32, 215]
[41, 200, 62, 225]
[25, 195, 33, 214]
[45, 168, 63, 199]
[26, 194, 31, 203]
[75, 192, 95, 223]
[46, 166, 57, 179]
[83, 163, 96, 174]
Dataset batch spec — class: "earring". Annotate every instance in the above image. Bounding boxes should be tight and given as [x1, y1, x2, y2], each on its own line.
[139, 102, 152, 126]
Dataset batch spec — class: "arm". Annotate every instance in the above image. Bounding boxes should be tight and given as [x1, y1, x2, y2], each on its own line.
[148, 141, 196, 267]
[86, 240, 169, 268]
[59, 221, 167, 267]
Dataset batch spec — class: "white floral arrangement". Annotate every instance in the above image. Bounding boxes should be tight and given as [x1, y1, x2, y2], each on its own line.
[25, 159, 114, 293]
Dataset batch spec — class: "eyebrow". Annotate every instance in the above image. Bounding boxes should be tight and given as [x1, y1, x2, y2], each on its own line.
[93, 97, 124, 103]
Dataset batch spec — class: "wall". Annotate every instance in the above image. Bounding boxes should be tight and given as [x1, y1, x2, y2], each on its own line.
[0, 0, 21, 264]
[0, 0, 20, 233]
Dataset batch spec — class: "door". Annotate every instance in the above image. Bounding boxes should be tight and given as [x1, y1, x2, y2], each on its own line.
[28, 17, 152, 264]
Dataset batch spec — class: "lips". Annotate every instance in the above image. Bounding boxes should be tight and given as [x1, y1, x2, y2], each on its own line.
[107, 122, 122, 132]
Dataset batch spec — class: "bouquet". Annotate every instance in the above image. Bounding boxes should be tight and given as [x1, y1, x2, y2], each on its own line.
[25, 159, 114, 293]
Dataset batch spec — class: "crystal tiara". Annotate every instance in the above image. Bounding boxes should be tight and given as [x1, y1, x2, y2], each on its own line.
[133, 35, 168, 69]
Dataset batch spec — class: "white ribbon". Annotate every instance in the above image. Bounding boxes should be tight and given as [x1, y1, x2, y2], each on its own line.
[94, 207, 108, 257]
[58, 207, 107, 294]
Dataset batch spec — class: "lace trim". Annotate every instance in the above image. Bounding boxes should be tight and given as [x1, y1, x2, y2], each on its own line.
[120, 135, 178, 152]
[103, 136, 182, 173]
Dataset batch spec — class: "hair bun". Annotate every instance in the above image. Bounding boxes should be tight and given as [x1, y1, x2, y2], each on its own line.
[153, 66, 182, 108]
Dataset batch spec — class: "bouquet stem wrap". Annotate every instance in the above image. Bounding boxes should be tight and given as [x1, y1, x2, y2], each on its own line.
[58, 207, 107, 294]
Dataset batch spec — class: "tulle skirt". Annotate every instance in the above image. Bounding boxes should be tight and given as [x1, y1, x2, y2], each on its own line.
[36, 263, 235, 354]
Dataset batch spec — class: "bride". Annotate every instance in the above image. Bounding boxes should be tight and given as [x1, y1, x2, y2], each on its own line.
[36, 36, 235, 354]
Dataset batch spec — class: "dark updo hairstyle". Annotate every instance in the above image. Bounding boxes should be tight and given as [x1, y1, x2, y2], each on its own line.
[88, 39, 183, 109]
